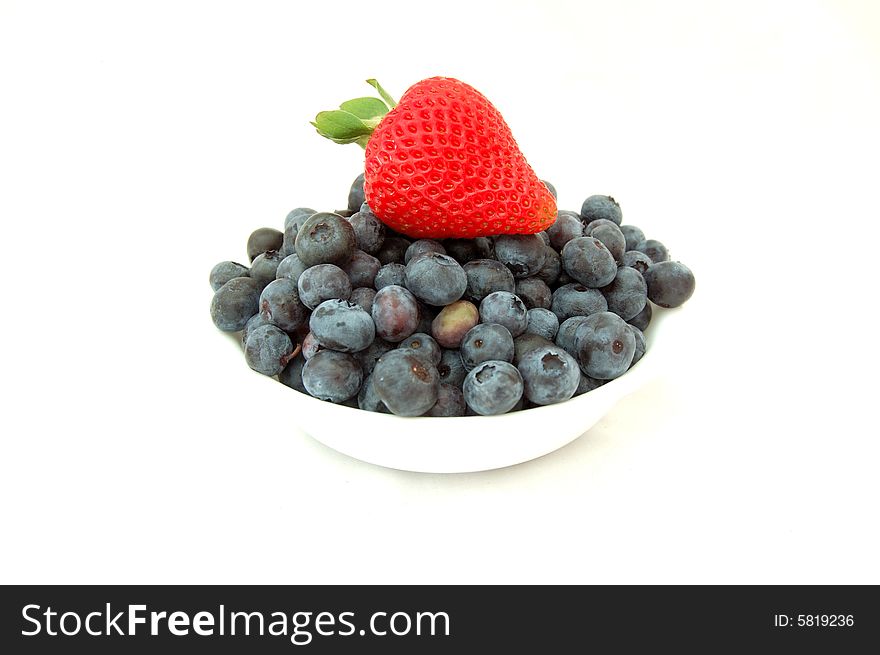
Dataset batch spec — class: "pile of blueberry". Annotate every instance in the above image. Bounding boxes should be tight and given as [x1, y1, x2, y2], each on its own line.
[209, 175, 695, 416]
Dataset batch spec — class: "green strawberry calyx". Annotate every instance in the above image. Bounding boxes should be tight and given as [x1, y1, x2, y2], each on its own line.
[311, 79, 397, 148]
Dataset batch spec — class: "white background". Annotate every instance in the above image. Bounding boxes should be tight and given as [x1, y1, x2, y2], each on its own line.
[1, 0, 878, 584]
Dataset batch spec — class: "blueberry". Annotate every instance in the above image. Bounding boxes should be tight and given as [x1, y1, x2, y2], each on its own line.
[542, 179, 557, 200]
[349, 286, 377, 313]
[309, 299, 375, 352]
[259, 278, 309, 332]
[348, 173, 366, 213]
[278, 353, 307, 393]
[518, 345, 581, 405]
[601, 266, 648, 320]
[513, 333, 555, 365]
[463, 361, 524, 416]
[515, 277, 552, 310]
[282, 211, 316, 257]
[405, 239, 446, 264]
[573, 373, 606, 396]
[588, 223, 626, 264]
[620, 225, 646, 252]
[463, 259, 515, 302]
[405, 252, 467, 306]
[284, 207, 316, 231]
[247, 227, 284, 262]
[348, 207, 386, 254]
[584, 218, 619, 234]
[627, 300, 652, 332]
[437, 349, 467, 387]
[493, 234, 547, 279]
[431, 300, 480, 349]
[550, 283, 608, 321]
[301, 331, 324, 360]
[555, 316, 592, 357]
[444, 238, 487, 264]
[644, 261, 695, 308]
[372, 349, 440, 416]
[546, 210, 584, 250]
[275, 253, 308, 282]
[525, 307, 559, 341]
[249, 250, 285, 288]
[297, 263, 352, 310]
[295, 212, 357, 267]
[534, 246, 561, 286]
[376, 236, 412, 265]
[621, 250, 653, 276]
[574, 311, 635, 380]
[460, 323, 515, 370]
[353, 338, 394, 376]
[241, 312, 272, 347]
[302, 350, 363, 403]
[244, 324, 295, 376]
[357, 374, 390, 413]
[561, 237, 617, 288]
[636, 239, 669, 264]
[425, 384, 466, 417]
[372, 285, 420, 343]
[398, 332, 442, 366]
[479, 291, 528, 337]
[581, 195, 622, 226]
[210, 277, 263, 332]
[628, 324, 647, 367]
[210, 261, 249, 292]
[374, 262, 407, 290]
[415, 302, 437, 335]
[536, 231, 550, 246]
[341, 250, 381, 288]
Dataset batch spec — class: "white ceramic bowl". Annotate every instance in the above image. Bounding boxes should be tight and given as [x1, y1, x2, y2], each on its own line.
[247, 306, 683, 473]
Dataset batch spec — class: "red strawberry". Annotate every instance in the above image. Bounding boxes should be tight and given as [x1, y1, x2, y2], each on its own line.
[312, 78, 556, 239]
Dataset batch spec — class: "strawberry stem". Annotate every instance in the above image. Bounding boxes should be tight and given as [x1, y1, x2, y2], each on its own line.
[311, 79, 398, 149]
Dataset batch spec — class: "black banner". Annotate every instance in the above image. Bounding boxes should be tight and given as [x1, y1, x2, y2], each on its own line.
[1, 585, 875, 652]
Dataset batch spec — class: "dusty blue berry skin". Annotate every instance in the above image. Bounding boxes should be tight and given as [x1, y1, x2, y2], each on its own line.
[398, 332, 442, 366]
[247, 227, 284, 262]
[574, 373, 606, 396]
[279, 353, 307, 393]
[295, 212, 357, 267]
[444, 238, 490, 264]
[534, 246, 561, 286]
[372, 349, 440, 416]
[518, 345, 581, 406]
[210, 276, 263, 332]
[259, 278, 309, 332]
[354, 338, 395, 376]
[405, 239, 446, 264]
[425, 384, 466, 417]
[555, 316, 592, 357]
[479, 291, 528, 337]
[620, 225, 646, 252]
[285, 207, 317, 231]
[244, 324, 295, 376]
[405, 252, 467, 306]
[460, 323, 515, 370]
[515, 277, 552, 310]
[275, 253, 308, 282]
[348, 205, 386, 255]
[241, 312, 272, 347]
[561, 237, 617, 288]
[627, 300, 652, 332]
[376, 236, 412, 265]
[309, 299, 375, 353]
[628, 325, 647, 367]
[546, 210, 584, 250]
[301, 331, 323, 360]
[542, 180, 557, 200]
[249, 250, 285, 288]
[463, 361, 524, 416]
[581, 195, 622, 226]
[302, 350, 363, 403]
[437, 349, 467, 387]
[282, 209, 318, 258]
[210, 261, 249, 291]
[357, 374, 390, 413]
[621, 250, 653, 276]
[513, 333, 555, 365]
[526, 308, 559, 341]
[584, 218, 619, 235]
[601, 266, 648, 321]
[644, 261, 695, 308]
[463, 259, 515, 302]
[349, 287, 377, 313]
[342, 250, 381, 289]
[550, 283, 608, 321]
[372, 285, 420, 343]
[574, 311, 636, 380]
[348, 173, 366, 213]
[589, 223, 626, 264]
[636, 239, 669, 264]
[374, 263, 406, 290]
[297, 263, 352, 310]
[493, 234, 547, 279]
